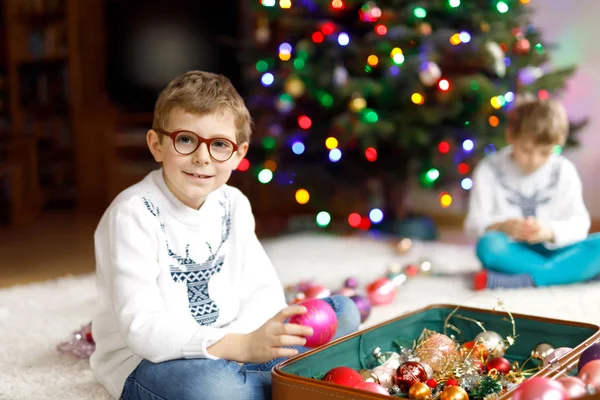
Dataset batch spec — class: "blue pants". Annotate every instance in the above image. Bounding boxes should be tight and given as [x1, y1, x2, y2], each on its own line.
[121, 295, 361, 400]
[476, 232, 600, 287]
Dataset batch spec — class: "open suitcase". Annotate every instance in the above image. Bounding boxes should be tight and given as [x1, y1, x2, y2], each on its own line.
[272, 304, 600, 399]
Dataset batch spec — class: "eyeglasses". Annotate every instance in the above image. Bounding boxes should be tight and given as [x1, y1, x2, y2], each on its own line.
[157, 129, 239, 162]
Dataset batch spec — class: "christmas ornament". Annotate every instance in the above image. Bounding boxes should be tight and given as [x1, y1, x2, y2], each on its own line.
[460, 341, 488, 361]
[469, 375, 502, 398]
[359, 369, 379, 383]
[514, 38, 531, 54]
[418, 62, 441, 87]
[485, 357, 511, 374]
[408, 382, 432, 399]
[353, 381, 390, 395]
[350, 295, 371, 323]
[518, 66, 543, 86]
[446, 378, 458, 387]
[366, 278, 396, 305]
[284, 77, 305, 98]
[322, 366, 364, 387]
[531, 343, 554, 361]
[373, 365, 396, 390]
[335, 287, 355, 297]
[416, 332, 459, 371]
[578, 359, 600, 391]
[474, 331, 506, 358]
[289, 298, 337, 347]
[440, 385, 469, 400]
[578, 343, 600, 371]
[344, 277, 359, 289]
[373, 347, 402, 370]
[511, 377, 568, 400]
[418, 260, 432, 274]
[420, 361, 433, 379]
[405, 264, 419, 277]
[543, 347, 572, 368]
[388, 272, 408, 287]
[57, 322, 95, 359]
[396, 361, 428, 392]
[557, 376, 588, 398]
[396, 238, 413, 254]
[416, 22, 432, 36]
[426, 379, 437, 389]
[304, 284, 331, 299]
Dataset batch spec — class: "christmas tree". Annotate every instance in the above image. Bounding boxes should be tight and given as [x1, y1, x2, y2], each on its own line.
[242, 0, 586, 232]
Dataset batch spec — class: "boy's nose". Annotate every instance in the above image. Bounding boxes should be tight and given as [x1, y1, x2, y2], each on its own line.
[192, 143, 211, 164]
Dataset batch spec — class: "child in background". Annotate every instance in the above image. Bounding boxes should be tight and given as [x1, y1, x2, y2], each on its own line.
[90, 71, 360, 400]
[464, 98, 600, 290]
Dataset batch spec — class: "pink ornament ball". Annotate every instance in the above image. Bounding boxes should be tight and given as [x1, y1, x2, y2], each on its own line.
[366, 278, 396, 306]
[557, 376, 588, 398]
[289, 298, 337, 348]
[354, 381, 390, 395]
[511, 377, 568, 400]
[578, 359, 600, 391]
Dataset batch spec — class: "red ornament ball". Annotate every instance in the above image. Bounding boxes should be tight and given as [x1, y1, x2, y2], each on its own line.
[460, 341, 488, 361]
[289, 298, 337, 348]
[323, 366, 364, 388]
[426, 379, 437, 389]
[446, 378, 459, 387]
[514, 38, 531, 54]
[304, 284, 331, 299]
[486, 357, 511, 375]
[366, 278, 397, 305]
[578, 359, 600, 391]
[353, 381, 390, 395]
[405, 264, 419, 277]
[396, 361, 428, 392]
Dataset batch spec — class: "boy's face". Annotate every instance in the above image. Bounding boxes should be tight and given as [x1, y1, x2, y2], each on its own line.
[147, 108, 248, 209]
[507, 135, 556, 175]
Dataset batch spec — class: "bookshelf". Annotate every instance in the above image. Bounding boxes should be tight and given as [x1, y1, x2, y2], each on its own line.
[1, 0, 110, 227]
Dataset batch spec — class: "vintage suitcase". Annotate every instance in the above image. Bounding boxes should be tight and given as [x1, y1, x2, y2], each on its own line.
[272, 304, 600, 399]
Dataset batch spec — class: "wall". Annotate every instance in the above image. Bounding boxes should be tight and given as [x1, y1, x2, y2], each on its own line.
[410, 0, 600, 219]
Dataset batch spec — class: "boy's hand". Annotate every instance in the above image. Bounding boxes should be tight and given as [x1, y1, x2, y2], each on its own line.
[242, 305, 314, 364]
[519, 217, 554, 243]
[499, 218, 526, 238]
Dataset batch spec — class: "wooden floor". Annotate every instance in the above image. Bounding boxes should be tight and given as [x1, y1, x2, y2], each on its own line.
[0, 211, 473, 289]
[0, 212, 99, 288]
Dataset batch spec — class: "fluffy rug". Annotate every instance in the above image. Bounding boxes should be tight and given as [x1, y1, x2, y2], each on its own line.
[1, 233, 599, 399]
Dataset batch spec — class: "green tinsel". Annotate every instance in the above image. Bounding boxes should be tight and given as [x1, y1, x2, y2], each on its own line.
[469, 376, 502, 399]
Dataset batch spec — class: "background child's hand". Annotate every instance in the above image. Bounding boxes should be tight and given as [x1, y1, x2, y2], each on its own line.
[519, 217, 554, 243]
[242, 305, 313, 364]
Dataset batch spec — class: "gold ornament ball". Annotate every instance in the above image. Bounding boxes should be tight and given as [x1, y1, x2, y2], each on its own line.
[396, 238, 413, 254]
[359, 369, 379, 384]
[284, 78, 305, 98]
[440, 385, 469, 400]
[409, 382, 432, 399]
[532, 342, 555, 361]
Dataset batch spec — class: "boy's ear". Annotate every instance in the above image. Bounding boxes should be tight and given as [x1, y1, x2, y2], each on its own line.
[505, 128, 514, 145]
[232, 142, 249, 168]
[147, 129, 164, 162]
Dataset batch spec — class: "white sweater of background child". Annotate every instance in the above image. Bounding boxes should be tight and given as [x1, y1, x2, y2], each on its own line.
[464, 146, 590, 248]
[90, 169, 287, 398]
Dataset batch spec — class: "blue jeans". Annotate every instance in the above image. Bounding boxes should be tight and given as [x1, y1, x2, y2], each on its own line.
[476, 231, 600, 287]
[121, 295, 361, 400]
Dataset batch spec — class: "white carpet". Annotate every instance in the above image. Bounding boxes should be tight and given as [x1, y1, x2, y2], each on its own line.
[1, 233, 600, 400]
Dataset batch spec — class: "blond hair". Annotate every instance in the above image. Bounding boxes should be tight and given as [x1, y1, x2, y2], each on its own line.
[507, 98, 568, 145]
[153, 71, 252, 143]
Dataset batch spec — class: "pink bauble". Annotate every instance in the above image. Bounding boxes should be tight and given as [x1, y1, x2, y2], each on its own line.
[543, 347, 572, 368]
[578, 359, 600, 391]
[323, 366, 364, 388]
[354, 381, 390, 395]
[511, 377, 568, 400]
[289, 298, 337, 347]
[304, 284, 331, 299]
[366, 278, 396, 305]
[557, 376, 588, 398]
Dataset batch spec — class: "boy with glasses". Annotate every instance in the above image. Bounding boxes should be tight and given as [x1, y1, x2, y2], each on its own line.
[90, 71, 360, 400]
